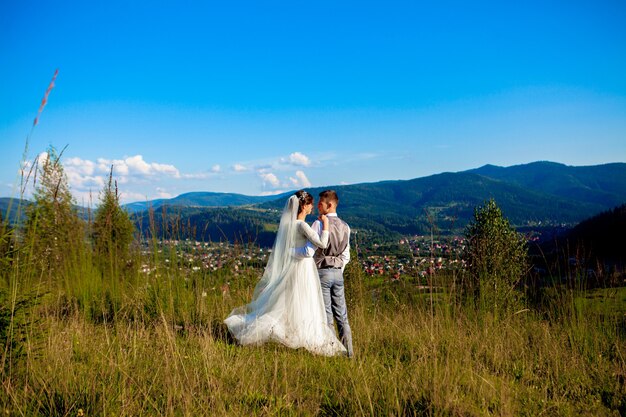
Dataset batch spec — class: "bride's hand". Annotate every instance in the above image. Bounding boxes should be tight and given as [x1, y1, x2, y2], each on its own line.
[319, 214, 329, 230]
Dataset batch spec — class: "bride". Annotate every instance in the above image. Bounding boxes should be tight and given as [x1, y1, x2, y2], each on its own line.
[224, 190, 347, 356]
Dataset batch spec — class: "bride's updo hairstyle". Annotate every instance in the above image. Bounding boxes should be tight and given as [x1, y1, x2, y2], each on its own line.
[294, 190, 313, 215]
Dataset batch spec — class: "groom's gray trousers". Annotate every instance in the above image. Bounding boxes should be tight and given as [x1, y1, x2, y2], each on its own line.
[318, 268, 353, 357]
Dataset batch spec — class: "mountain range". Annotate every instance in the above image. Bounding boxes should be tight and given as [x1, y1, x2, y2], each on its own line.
[3, 161, 625, 245]
[123, 192, 282, 213]
[127, 161, 626, 244]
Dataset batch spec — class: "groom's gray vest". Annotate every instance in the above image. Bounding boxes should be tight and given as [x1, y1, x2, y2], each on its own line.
[315, 216, 350, 269]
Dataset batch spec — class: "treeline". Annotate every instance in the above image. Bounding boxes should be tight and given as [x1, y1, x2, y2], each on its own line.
[565, 203, 626, 263]
[132, 206, 279, 247]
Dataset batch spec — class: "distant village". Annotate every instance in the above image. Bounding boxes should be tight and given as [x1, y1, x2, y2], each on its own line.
[139, 234, 473, 281]
[359, 235, 467, 279]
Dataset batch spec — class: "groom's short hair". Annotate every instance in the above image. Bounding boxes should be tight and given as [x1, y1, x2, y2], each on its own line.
[319, 190, 339, 204]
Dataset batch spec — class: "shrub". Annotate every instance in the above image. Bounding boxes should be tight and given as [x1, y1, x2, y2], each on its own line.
[463, 199, 527, 315]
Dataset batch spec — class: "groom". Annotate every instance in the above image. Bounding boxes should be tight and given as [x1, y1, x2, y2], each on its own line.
[297, 190, 354, 357]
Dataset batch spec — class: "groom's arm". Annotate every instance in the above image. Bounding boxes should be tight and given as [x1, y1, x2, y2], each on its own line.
[340, 225, 351, 271]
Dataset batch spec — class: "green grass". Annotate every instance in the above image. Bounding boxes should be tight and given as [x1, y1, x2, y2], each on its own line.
[576, 287, 626, 316]
[1, 214, 625, 415]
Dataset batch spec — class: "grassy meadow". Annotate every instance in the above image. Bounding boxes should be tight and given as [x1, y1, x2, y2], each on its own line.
[1, 215, 625, 417]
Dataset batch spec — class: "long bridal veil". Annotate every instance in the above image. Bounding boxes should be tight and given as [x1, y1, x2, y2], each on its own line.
[223, 196, 300, 345]
[251, 195, 298, 301]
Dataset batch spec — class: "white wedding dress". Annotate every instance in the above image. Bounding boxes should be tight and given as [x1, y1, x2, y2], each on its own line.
[224, 196, 347, 356]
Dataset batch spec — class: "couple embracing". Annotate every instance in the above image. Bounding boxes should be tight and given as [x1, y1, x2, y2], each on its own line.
[224, 190, 354, 357]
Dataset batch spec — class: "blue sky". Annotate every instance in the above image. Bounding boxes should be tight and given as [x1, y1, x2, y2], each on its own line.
[1, 0, 625, 204]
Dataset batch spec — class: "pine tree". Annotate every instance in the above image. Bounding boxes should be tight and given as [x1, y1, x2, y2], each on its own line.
[463, 199, 528, 314]
[24, 146, 84, 274]
[92, 166, 135, 268]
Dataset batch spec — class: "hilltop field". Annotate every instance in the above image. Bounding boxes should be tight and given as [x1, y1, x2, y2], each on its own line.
[2, 235, 625, 416]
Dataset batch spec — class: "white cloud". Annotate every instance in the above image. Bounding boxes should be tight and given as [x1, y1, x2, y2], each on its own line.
[66, 172, 106, 190]
[119, 191, 147, 201]
[232, 164, 248, 172]
[151, 162, 180, 177]
[65, 157, 96, 175]
[282, 151, 311, 167]
[289, 170, 312, 188]
[254, 164, 274, 173]
[18, 153, 205, 203]
[211, 164, 221, 173]
[260, 172, 281, 188]
[97, 158, 129, 175]
[297, 171, 311, 187]
[65, 157, 105, 192]
[260, 190, 289, 196]
[181, 172, 211, 179]
[155, 187, 172, 199]
[125, 155, 151, 175]
[63, 155, 184, 195]
[96, 155, 181, 178]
